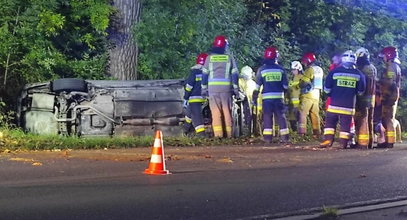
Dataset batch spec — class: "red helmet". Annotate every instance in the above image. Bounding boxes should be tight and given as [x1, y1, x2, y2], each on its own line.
[379, 46, 398, 60]
[213, 35, 227, 48]
[264, 46, 279, 59]
[301, 52, 316, 66]
[196, 53, 208, 65]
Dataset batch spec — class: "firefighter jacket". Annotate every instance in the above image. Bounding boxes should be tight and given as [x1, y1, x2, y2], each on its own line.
[239, 77, 257, 106]
[254, 63, 288, 100]
[300, 64, 324, 100]
[356, 63, 377, 108]
[380, 62, 401, 106]
[201, 53, 239, 94]
[324, 66, 366, 115]
[184, 64, 205, 103]
[288, 74, 302, 107]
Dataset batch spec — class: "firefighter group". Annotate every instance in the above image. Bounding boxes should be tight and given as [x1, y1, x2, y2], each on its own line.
[183, 35, 402, 149]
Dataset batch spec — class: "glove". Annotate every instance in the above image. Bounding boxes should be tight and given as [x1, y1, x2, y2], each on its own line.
[183, 100, 189, 108]
[201, 89, 208, 99]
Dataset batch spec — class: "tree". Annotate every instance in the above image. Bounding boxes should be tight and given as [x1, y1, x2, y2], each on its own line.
[108, 0, 141, 80]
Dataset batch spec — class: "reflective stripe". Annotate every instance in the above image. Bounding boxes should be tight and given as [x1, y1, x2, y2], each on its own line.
[208, 78, 231, 86]
[209, 62, 214, 78]
[339, 132, 350, 139]
[327, 105, 355, 115]
[263, 128, 273, 135]
[189, 96, 205, 103]
[210, 55, 229, 62]
[150, 154, 162, 163]
[185, 84, 193, 92]
[262, 92, 284, 99]
[291, 98, 300, 105]
[386, 131, 395, 137]
[195, 74, 202, 81]
[358, 134, 369, 140]
[386, 71, 395, 78]
[280, 128, 289, 135]
[333, 73, 361, 81]
[213, 126, 223, 132]
[324, 128, 335, 135]
[225, 62, 231, 79]
[195, 125, 205, 133]
[225, 126, 232, 132]
[185, 116, 192, 123]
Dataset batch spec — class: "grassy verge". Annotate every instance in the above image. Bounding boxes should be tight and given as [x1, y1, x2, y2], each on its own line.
[0, 128, 317, 152]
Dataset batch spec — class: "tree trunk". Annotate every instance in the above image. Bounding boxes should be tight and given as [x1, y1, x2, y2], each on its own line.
[108, 0, 141, 80]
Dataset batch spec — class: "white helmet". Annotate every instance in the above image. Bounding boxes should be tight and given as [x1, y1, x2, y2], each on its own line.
[291, 61, 303, 71]
[241, 65, 254, 80]
[341, 50, 356, 64]
[355, 47, 370, 59]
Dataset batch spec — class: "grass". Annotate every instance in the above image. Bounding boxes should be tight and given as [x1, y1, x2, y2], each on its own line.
[320, 206, 338, 219]
[0, 128, 321, 152]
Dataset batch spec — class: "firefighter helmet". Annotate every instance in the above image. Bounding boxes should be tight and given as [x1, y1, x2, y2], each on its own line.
[264, 46, 279, 59]
[196, 53, 208, 65]
[213, 35, 227, 48]
[291, 61, 303, 71]
[341, 50, 356, 64]
[355, 47, 370, 59]
[241, 66, 254, 80]
[301, 52, 316, 66]
[379, 46, 398, 60]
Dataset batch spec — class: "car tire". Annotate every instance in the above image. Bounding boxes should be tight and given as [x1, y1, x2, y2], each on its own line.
[52, 78, 87, 93]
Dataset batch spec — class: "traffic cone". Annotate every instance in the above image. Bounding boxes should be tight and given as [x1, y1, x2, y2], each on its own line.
[144, 130, 170, 175]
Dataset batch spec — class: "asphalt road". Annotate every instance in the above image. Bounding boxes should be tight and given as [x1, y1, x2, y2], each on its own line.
[1, 143, 407, 220]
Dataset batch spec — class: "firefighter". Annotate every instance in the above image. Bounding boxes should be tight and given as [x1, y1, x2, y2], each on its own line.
[183, 53, 208, 137]
[378, 46, 401, 148]
[298, 52, 323, 138]
[320, 50, 366, 148]
[201, 35, 239, 138]
[287, 61, 303, 132]
[353, 47, 377, 149]
[239, 65, 257, 135]
[252, 46, 289, 143]
[239, 66, 257, 109]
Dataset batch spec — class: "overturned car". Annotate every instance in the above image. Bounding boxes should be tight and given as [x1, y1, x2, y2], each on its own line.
[17, 78, 249, 137]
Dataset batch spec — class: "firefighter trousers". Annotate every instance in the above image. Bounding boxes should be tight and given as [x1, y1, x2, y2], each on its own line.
[322, 112, 352, 147]
[354, 107, 374, 147]
[382, 104, 397, 144]
[288, 105, 299, 132]
[209, 92, 233, 138]
[299, 97, 321, 135]
[262, 99, 289, 142]
[184, 102, 205, 135]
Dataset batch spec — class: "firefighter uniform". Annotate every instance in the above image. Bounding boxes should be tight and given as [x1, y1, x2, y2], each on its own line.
[201, 36, 239, 138]
[287, 61, 303, 132]
[299, 53, 323, 136]
[354, 48, 377, 148]
[253, 46, 289, 143]
[377, 46, 401, 148]
[184, 61, 207, 136]
[321, 50, 366, 148]
[380, 61, 401, 147]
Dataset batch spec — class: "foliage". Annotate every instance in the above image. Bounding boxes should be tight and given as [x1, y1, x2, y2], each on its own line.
[0, 0, 113, 109]
[135, 0, 266, 79]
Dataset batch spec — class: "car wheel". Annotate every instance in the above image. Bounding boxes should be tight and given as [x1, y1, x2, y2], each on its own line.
[52, 78, 87, 93]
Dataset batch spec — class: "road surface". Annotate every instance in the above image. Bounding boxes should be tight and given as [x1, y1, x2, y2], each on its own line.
[1, 143, 407, 219]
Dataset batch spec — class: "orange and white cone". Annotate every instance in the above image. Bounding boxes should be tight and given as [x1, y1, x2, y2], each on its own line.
[144, 130, 170, 175]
